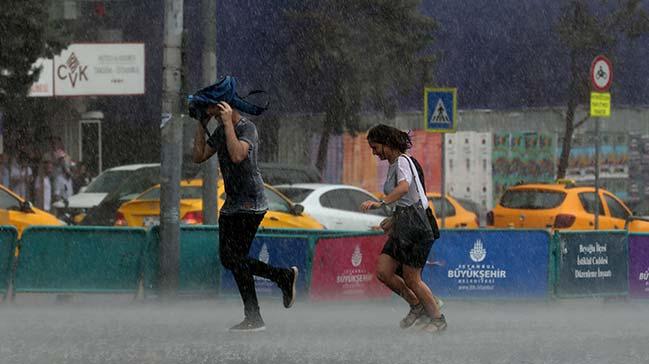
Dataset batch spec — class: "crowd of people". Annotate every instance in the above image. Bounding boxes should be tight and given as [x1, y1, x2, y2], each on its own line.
[0, 136, 93, 213]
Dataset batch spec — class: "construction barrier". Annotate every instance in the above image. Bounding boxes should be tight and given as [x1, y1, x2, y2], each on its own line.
[14, 226, 146, 293]
[145, 225, 220, 294]
[0, 226, 18, 297]
[423, 229, 551, 299]
[144, 227, 367, 296]
[310, 232, 392, 301]
[4, 226, 646, 301]
[220, 234, 310, 297]
[554, 230, 628, 298]
[628, 234, 649, 299]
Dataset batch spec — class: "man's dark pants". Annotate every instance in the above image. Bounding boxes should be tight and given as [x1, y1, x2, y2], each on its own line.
[219, 212, 287, 320]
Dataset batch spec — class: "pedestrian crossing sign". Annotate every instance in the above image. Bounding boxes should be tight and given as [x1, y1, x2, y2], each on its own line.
[424, 88, 457, 133]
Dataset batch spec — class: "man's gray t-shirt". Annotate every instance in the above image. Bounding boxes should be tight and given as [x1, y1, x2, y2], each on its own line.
[206, 118, 268, 214]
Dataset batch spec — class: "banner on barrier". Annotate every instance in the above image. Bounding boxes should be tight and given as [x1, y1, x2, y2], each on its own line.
[0, 227, 17, 294]
[220, 235, 309, 297]
[629, 235, 649, 299]
[556, 231, 628, 297]
[422, 230, 550, 298]
[310, 235, 392, 301]
[144, 226, 221, 293]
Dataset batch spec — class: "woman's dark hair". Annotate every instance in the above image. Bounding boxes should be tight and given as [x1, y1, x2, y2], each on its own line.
[366, 124, 412, 153]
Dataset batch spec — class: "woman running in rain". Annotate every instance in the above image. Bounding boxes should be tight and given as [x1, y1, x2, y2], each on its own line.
[360, 124, 446, 333]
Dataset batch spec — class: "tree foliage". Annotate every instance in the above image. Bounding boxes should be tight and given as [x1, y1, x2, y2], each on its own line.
[556, 0, 649, 179]
[281, 0, 438, 171]
[0, 0, 70, 151]
[0, 1, 68, 103]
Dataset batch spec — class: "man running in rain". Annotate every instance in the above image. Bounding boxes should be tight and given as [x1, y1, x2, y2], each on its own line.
[191, 76, 298, 332]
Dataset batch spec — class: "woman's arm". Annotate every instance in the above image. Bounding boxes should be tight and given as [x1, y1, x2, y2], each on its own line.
[360, 180, 409, 212]
[381, 179, 410, 204]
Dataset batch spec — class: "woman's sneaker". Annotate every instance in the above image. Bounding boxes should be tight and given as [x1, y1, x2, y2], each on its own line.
[400, 303, 425, 329]
[422, 314, 447, 333]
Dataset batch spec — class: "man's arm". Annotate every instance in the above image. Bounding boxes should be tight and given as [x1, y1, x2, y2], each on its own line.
[222, 121, 249, 164]
[218, 102, 249, 164]
[192, 124, 216, 163]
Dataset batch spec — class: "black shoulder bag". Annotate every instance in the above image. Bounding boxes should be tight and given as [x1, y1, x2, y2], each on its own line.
[408, 156, 441, 240]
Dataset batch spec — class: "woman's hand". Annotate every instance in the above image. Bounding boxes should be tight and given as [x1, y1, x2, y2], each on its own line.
[360, 200, 381, 212]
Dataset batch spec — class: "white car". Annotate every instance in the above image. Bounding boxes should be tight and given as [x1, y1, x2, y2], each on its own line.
[274, 183, 388, 231]
[57, 163, 160, 212]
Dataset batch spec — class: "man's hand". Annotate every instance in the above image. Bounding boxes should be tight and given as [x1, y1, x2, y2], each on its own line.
[216, 101, 234, 126]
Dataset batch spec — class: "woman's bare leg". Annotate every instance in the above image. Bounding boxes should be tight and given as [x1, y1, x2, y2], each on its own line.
[401, 265, 441, 319]
[376, 254, 418, 305]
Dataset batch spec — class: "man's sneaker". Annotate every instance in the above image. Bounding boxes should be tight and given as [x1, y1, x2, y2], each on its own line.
[400, 303, 426, 329]
[280, 266, 298, 309]
[422, 314, 447, 333]
[229, 318, 266, 333]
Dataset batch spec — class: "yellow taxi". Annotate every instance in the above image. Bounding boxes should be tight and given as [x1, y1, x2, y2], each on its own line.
[427, 192, 479, 228]
[487, 182, 649, 232]
[115, 179, 324, 229]
[0, 184, 64, 236]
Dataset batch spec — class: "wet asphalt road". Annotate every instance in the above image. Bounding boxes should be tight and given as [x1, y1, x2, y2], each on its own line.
[0, 298, 648, 364]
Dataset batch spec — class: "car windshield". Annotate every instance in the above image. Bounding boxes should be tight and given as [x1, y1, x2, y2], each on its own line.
[274, 187, 314, 203]
[265, 188, 291, 213]
[137, 186, 203, 200]
[83, 170, 133, 193]
[500, 189, 566, 209]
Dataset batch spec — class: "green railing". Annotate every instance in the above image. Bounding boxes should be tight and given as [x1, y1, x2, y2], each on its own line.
[13, 226, 147, 294]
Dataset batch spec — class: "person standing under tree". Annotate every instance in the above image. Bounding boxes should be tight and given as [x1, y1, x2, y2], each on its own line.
[191, 76, 298, 332]
[360, 124, 447, 333]
[34, 158, 54, 212]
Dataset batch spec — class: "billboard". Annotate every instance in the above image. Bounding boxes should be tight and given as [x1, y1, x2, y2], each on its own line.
[28, 58, 54, 97]
[422, 230, 551, 298]
[555, 231, 628, 297]
[29, 43, 145, 97]
[310, 235, 392, 301]
[220, 235, 309, 297]
[628, 234, 649, 299]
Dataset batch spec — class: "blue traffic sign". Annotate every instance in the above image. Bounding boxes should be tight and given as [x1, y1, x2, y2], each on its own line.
[424, 88, 457, 132]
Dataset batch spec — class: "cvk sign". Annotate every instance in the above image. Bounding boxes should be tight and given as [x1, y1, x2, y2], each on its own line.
[57, 52, 88, 88]
[53, 43, 145, 96]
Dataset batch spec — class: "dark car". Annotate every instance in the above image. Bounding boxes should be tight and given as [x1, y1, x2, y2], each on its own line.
[79, 165, 164, 226]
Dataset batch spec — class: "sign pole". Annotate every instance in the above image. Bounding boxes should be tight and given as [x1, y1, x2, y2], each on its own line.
[589, 55, 613, 230]
[594, 117, 600, 230]
[424, 87, 457, 229]
[441, 137, 446, 228]
[159, 0, 184, 298]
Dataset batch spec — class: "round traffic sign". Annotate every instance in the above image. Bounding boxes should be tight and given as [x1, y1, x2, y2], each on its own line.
[590, 55, 613, 92]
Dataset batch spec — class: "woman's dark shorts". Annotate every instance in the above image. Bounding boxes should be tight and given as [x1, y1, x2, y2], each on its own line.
[381, 235, 434, 269]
